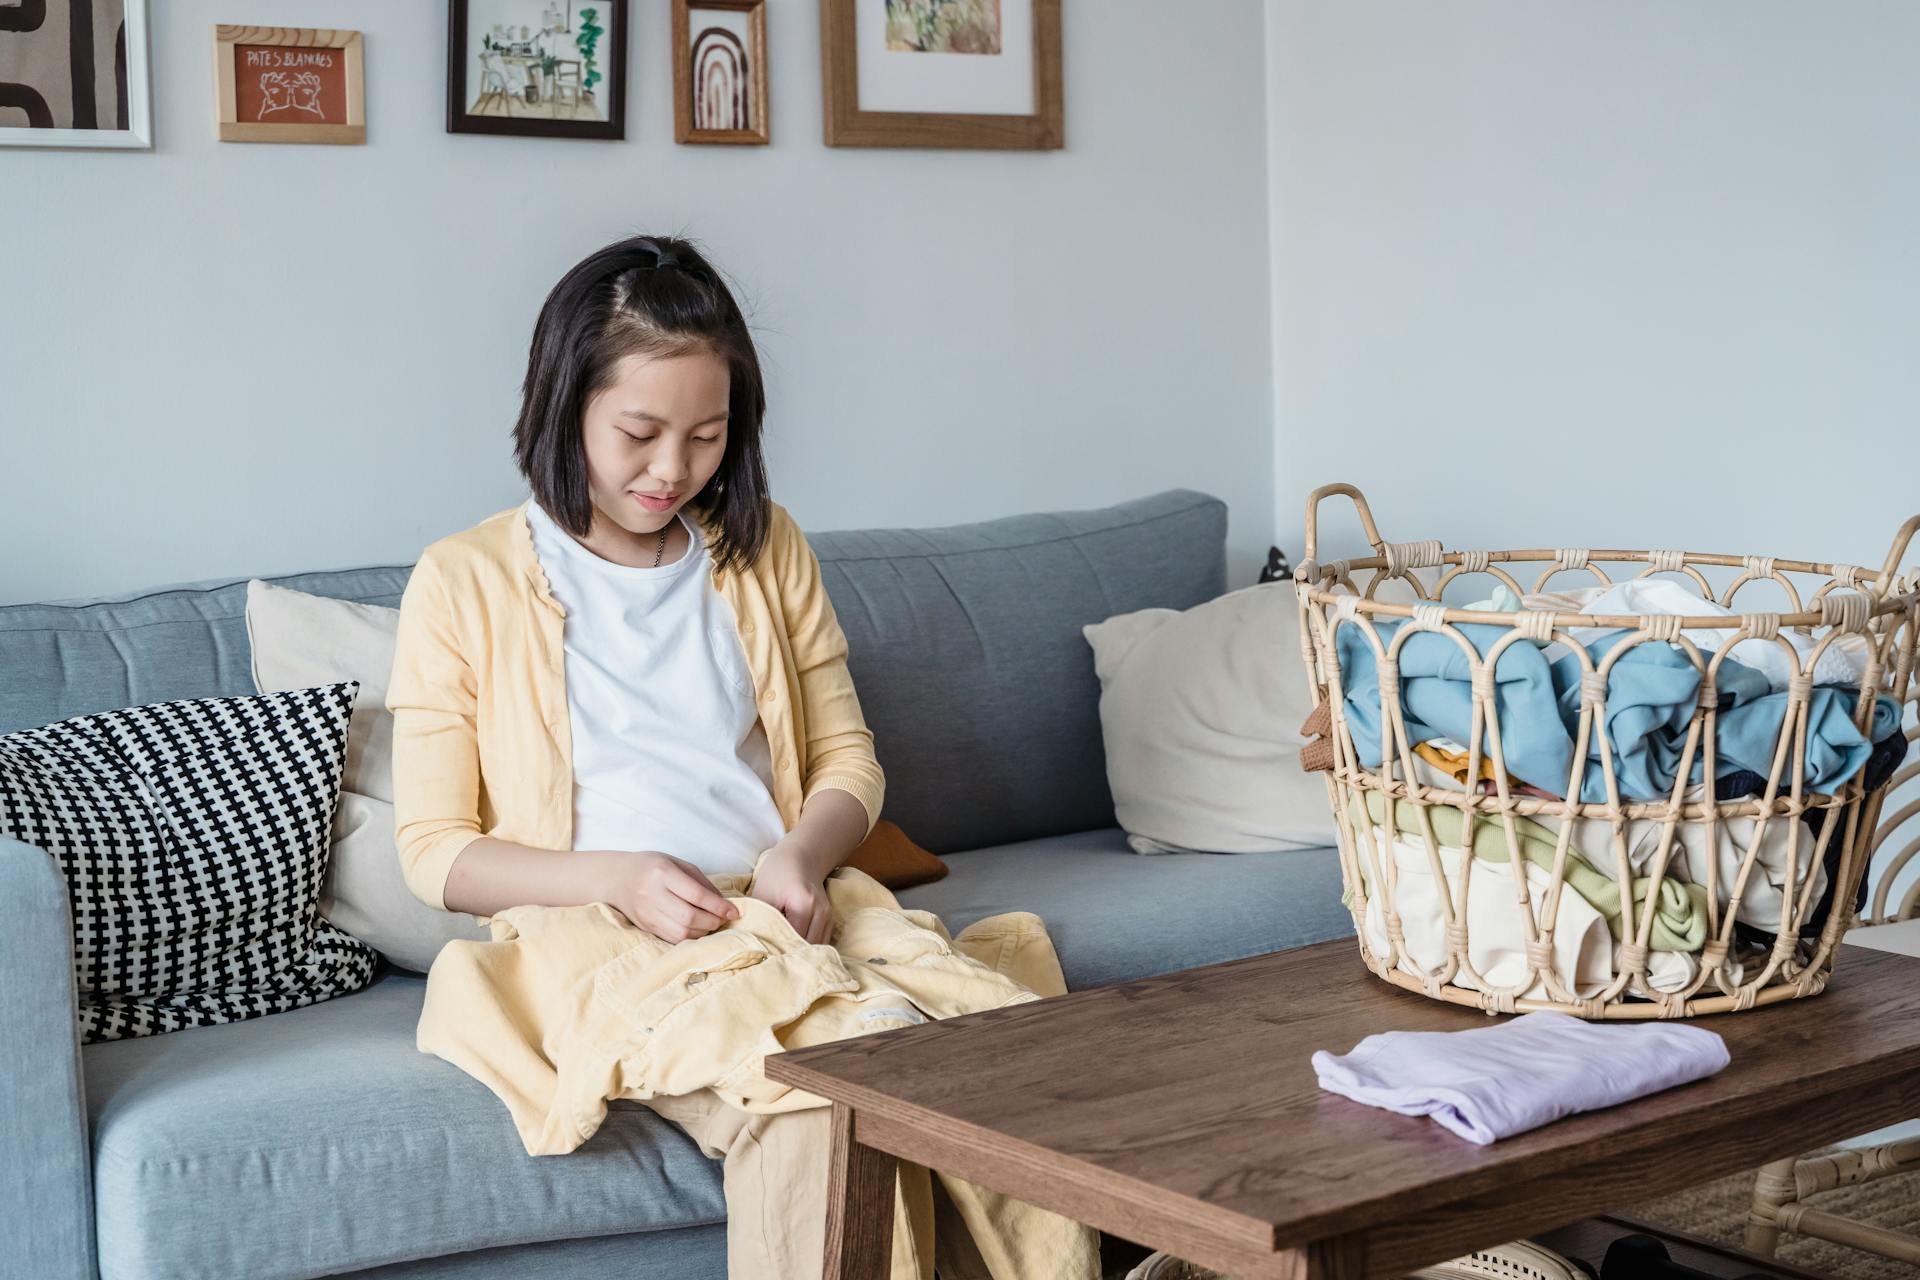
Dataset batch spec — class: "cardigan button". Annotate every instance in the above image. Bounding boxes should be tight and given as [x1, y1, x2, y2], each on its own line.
[741, 622, 754, 635]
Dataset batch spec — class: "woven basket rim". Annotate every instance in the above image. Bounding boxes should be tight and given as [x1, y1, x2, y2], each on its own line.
[1297, 580, 1919, 633]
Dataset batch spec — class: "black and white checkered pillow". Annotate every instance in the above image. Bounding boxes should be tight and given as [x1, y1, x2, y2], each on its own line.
[0, 682, 379, 1043]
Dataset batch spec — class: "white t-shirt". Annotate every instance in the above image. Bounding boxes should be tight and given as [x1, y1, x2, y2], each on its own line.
[524, 499, 788, 876]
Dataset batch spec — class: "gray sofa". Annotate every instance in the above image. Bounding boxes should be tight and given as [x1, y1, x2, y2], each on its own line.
[0, 488, 1353, 1280]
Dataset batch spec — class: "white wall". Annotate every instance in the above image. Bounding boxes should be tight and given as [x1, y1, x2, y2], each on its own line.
[1267, 0, 1920, 575]
[0, 0, 1274, 605]
[1264, 0, 1920, 913]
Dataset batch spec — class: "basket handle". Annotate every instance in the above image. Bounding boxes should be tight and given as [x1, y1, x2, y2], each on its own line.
[1302, 483, 1386, 563]
[1875, 514, 1920, 595]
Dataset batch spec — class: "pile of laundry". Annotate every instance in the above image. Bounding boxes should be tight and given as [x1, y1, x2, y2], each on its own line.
[1324, 579, 1910, 1003]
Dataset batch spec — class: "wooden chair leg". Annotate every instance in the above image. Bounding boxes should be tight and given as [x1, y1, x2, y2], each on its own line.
[824, 1102, 897, 1280]
[1744, 1155, 1799, 1256]
[1761, 1142, 1920, 1265]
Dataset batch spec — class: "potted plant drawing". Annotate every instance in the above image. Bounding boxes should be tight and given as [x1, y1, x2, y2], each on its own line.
[576, 7, 604, 100]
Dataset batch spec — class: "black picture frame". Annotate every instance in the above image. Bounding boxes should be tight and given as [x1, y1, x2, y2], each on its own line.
[447, 0, 628, 139]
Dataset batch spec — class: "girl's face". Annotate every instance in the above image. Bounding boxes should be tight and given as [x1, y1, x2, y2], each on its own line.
[580, 348, 731, 541]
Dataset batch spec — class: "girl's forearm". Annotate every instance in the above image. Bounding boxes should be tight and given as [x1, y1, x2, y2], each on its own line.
[777, 788, 871, 881]
[447, 788, 873, 916]
[443, 837, 619, 918]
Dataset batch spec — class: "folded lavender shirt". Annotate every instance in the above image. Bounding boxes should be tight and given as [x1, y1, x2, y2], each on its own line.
[1311, 1012, 1730, 1144]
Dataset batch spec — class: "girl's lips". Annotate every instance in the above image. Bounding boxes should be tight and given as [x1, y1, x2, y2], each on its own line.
[633, 491, 677, 509]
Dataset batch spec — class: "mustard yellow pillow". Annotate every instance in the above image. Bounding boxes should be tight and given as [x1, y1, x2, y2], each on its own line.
[846, 820, 949, 889]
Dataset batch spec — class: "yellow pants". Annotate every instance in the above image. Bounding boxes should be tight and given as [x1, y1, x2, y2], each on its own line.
[420, 863, 1103, 1277]
[639, 902, 1101, 1280]
[640, 1087, 1102, 1280]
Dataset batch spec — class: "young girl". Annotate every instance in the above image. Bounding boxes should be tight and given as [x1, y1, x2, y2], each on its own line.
[386, 235, 1100, 1280]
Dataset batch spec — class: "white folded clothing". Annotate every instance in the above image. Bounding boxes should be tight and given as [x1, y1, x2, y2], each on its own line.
[1568, 578, 1869, 692]
[1397, 752, 1821, 932]
[1312, 1011, 1730, 1144]
[1352, 824, 1699, 998]
[1544, 791, 1825, 930]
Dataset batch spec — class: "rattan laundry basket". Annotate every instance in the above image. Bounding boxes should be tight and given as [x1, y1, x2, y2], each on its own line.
[1295, 483, 1920, 1019]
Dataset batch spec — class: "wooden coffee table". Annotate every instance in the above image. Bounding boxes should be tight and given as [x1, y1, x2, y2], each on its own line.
[764, 938, 1920, 1279]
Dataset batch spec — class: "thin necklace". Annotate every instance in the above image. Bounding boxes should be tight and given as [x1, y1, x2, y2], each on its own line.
[652, 523, 668, 567]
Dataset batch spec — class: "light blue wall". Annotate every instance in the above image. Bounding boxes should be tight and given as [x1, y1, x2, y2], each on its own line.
[1263, 0, 1920, 915]
[1267, 0, 1920, 576]
[0, 0, 1275, 604]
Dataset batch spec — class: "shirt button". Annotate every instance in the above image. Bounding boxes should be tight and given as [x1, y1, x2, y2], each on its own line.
[761, 689, 778, 704]
[779, 754, 793, 770]
[741, 622, 754, 635]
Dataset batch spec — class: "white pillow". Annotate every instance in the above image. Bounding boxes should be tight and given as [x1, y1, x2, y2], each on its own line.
[1082, 580, 1335, 854]
[246, 579, 490, 970]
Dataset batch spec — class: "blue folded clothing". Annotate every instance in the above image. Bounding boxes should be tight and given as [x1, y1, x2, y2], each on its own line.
[1335, 618, 1901, 803]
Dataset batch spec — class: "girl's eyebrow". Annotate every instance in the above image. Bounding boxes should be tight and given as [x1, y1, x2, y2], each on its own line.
[620, 410, 729, 427]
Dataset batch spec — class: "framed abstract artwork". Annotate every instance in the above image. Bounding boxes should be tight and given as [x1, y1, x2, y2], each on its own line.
[672, 0, 767, 145]
[819, 0, 1061, 149]
[214, 26, 365, 145]
[0, 0, 152, 149]
[447, 0, 628, 140]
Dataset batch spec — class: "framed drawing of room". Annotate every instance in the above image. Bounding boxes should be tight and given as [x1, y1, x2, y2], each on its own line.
[819, 0, 1062, 150]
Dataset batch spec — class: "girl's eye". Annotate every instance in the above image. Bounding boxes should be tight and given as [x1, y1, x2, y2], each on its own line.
[620, 431, 719, 445]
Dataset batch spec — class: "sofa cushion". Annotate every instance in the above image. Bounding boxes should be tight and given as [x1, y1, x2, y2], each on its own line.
[1845, 916, 1920, 957]
[1, 490, 1227, 856]
[82, 967, 726, 1280]
[813, 490, 1227, 853]
[897, 827, 1354, 991]
[321, 1225, 728, 1279]
[77, 827, 1350, 1279]
[0, 566, 413, 737]
[1082, 578, 1335, 855]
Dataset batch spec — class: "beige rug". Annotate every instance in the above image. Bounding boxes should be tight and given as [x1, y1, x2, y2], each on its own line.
[1624, 1149, 1920, 1280]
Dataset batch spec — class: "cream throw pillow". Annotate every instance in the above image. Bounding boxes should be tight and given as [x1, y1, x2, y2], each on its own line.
[1082, 580, 1335, 854]
[246, 579, 490, 970]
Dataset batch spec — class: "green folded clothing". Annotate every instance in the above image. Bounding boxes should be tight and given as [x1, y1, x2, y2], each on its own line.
[1347, 791, 1709, 951]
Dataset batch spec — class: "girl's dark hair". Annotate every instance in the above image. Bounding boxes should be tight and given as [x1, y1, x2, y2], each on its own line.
[512, 234, 770, 574]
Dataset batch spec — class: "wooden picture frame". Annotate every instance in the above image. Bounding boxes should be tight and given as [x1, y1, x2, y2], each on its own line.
[819, 0, 1061, 150]
[214, 26, 364, 144]
[0, 0, 153, 149]
[672, 0, 768, 145]
[447, 0, 628, 140]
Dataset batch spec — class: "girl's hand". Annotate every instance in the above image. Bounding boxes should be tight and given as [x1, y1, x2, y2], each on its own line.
[588, 850, 740, 944]
[748, 843, 834, 944]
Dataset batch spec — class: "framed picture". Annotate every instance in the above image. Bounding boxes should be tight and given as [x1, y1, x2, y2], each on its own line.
[672, 0, 767, 146]
[819, 0, 1061, 150]
[214, 26, 364, 145]
[448, 0, 627, 140]
[0, 0, 152, 149]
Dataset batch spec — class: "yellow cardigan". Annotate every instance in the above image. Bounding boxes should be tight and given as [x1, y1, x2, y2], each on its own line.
[386, 497, 886, 918]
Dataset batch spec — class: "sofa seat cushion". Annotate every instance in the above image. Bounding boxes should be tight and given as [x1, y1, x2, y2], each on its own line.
[1845, 915, 1920, 957]
[897, 827, 1353, 990]
[82, 968, 725, 1280]
[77, 828, 1353, 1280]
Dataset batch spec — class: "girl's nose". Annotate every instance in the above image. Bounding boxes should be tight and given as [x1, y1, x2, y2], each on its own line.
[653, 448, 689, 485]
